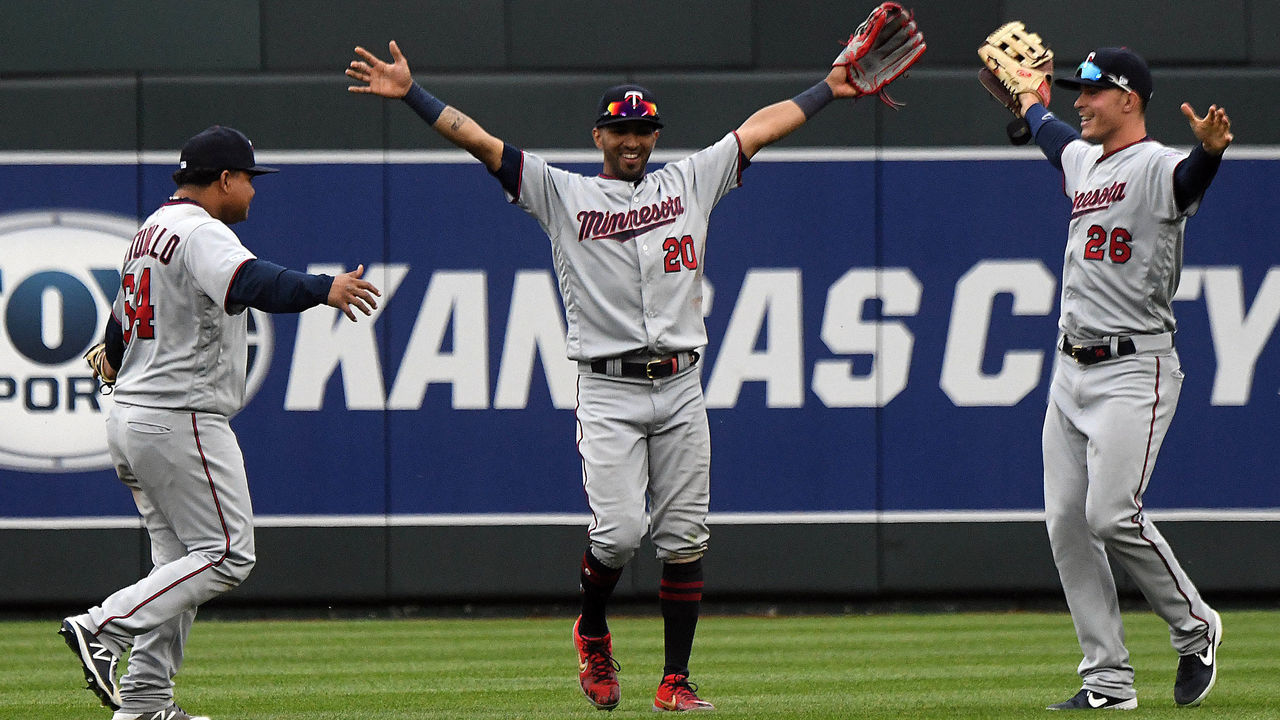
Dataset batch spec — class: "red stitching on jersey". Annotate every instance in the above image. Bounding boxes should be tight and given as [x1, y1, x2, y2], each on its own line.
[94, 414, 232, 636]
[575, 376, 600, 536]
[1129, 357, 1207, 628]
[1096, 136, 1154, 164]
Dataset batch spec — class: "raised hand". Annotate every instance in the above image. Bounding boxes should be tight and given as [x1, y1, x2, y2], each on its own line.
[347, 40, 413, 99]
[1181, 102, 1233, 155]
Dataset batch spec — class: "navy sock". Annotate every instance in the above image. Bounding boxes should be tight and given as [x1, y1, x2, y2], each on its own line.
[660, 558, 704, 677]
[578, 549, 623, 638]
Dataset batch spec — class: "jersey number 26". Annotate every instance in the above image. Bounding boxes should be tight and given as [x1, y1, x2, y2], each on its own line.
[1083, 224, 1132, 264]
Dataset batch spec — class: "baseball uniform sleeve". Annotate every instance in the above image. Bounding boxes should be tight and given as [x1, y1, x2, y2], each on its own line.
[181, 221, 257, 314]
[1172, 145, 1221, 216]
[1146, 146, 1194, 221]
[509, 150, 580, 231]
[1059, 139, 1096, 198]
[663, 133, 746, 211]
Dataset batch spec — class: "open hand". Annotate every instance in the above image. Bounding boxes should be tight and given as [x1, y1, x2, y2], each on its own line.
[347, 40, 413, 99]
[328, 264, 382, 321]
[1181, 103, 1233, 155]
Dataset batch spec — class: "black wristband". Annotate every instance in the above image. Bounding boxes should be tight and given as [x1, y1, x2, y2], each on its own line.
[403, 82, 447, 125]
[792, 81, 835, 120]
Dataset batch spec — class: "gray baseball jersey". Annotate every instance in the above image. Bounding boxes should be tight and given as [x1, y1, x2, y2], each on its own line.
[511, 132, 743, 362]
[508, 132, 745, 566]
[111, 199, 256, 415]
[1058, 138, 1196, 340]
[1044, 137, 1217, 699]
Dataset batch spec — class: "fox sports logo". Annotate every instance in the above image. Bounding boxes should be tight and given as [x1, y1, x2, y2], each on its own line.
[0, 210, 273, 472]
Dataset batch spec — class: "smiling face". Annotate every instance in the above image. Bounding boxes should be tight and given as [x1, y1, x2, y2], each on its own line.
[592, 121, 659, 182]
[1073, 85, 1143, 147]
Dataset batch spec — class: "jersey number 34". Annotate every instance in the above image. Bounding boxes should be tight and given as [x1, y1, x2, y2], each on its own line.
[122, 268, 157, 342]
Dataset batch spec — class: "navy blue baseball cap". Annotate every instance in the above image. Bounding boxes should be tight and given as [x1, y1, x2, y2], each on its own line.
[179, 125, 278, 175]
[594, 84, 663, 129]
[1055, 47, 1153, 103]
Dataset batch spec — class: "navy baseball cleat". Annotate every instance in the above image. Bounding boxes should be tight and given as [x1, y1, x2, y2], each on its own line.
[1047, 689, 1137, 710]
[1174, 609, 1223, 707]
[59, 617, 123, 710]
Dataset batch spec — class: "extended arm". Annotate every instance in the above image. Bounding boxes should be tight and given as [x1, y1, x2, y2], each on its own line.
[1174, 102, 1232, 211]
[735, 71, 849, 159]
[228, 259, 381, 322]
[347, 41, 504, 171]
[1021, 99, 1080, 171]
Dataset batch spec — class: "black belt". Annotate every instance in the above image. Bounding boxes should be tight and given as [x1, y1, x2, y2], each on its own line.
[589, 351, 699, 379]
[1060, 336, 1136, 365]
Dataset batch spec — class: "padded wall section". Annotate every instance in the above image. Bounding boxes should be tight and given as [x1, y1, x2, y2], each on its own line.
[508, 0, 753, 70]
[0, 1, 260, 74]
[261, 0, 507, 72]
[139, 75, 383, 152]
[0, 79, 139, 151]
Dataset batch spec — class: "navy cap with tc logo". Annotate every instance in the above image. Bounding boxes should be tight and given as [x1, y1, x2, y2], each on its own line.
[595, 85, 663, 129]
[179, 125, 279, 175]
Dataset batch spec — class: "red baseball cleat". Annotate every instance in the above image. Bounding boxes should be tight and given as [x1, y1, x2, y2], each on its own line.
[653, 673, 715, 712]
[573, 616, 621, 710]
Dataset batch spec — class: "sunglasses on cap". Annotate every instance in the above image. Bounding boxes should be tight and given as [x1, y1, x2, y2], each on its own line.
[1076, 60, 1134, 94]
[603, 98, 659, 119]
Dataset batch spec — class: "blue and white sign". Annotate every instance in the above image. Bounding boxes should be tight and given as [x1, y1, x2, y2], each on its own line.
[2, 150, 1277, 519]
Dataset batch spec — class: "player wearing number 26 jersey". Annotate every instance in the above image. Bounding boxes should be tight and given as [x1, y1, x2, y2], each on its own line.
[1015, 47, 1232, 710]
[60, 126, 380, 720]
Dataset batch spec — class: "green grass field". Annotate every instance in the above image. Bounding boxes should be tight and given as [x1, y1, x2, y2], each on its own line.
[6, 609, 1277, 719]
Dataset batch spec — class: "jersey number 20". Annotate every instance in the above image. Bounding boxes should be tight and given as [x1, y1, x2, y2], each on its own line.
[122, 268, 156, 342]
[1083, 224, 1132, 264]
[663, 235, 699, 273]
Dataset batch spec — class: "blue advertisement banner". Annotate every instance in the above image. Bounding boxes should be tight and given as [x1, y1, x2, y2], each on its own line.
[1, 152, 1277, 518]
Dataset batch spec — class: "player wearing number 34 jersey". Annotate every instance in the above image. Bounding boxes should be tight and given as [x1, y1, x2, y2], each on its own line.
[1014, 47, 1232, 710]
[61, 126, 380, 720]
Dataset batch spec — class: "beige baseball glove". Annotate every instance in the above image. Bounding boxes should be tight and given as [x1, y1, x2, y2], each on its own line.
[978, 21, 1054, 117]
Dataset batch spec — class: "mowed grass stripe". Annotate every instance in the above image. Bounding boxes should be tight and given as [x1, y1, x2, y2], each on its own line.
[6, 609, 1277, 719]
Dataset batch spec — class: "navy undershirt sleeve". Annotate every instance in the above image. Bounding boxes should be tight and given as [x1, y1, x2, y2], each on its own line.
[1024, 104, 1080, 171]
[491, 142, 523, 198]
[104, 314, 124, 369]
[226, 259, 332, 314]
[1173, 144, 1223, 212]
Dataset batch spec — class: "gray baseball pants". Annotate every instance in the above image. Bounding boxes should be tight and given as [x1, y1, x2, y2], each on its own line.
[575, 366, 711, 568]
[1042, 348, 1215, 699]
[73, 404, 255, 713]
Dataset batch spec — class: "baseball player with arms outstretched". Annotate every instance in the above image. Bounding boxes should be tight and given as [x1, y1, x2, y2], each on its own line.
[63, 126, 381, 720]
[347, 3, 923, 712]
[988, 39, 1231, 710]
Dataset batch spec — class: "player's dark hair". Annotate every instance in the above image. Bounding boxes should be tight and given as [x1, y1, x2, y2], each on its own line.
[172, 167, 226, 187]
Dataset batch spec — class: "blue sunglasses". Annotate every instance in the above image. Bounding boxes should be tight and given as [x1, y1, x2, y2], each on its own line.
[1076, 60, 1133, 94]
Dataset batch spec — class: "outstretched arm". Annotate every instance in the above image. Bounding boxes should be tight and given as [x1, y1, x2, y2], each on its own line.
[735, 3, 924, 159]
[735, 69, 858, 159]
[347, 41, 504, 171]
[1172, 103, 1233, 212]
